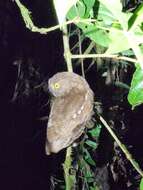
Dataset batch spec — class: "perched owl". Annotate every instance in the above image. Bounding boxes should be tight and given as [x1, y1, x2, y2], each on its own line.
[46, 72, 94, 155]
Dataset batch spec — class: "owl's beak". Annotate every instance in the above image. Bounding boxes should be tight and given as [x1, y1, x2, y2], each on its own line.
[48, 84, 57, 97]
[45, 140, 51, 155]
[48, 81, 53, 95]
[48, 88, 54, 98]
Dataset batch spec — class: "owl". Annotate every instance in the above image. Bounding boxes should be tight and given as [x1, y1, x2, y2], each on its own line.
[46, 72, 94, 155]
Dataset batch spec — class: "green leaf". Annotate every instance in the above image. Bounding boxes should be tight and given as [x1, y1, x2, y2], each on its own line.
[98, 0, 143, 69]
[140, 178, 143, 190]
[121, 49, 134, 56]
[90, 187, 97, 190]
[83, 0, 95, 17]
[85, 140, 98, 149]
[83, 148, 96, 166]
[54, 0, 79, 24]
[67, 0, 95, 19]
[99, 0, 122, 12]
[86, 27, 110, 47]
[128, 66, 143, 108]
[70, 22, 110, 47]
[106, 28, 130, 54]
[97, 3, 116, 25]
[67, 0, 111, 47]
[128, 3, 143, 31]
[79, 157, 94, 177]
[106, 27, 143, 54]
[88, 125, 102, 138]
[82, 24, 110, 47]
[66, 1, 86, 19]
[98, 0, 128, 29]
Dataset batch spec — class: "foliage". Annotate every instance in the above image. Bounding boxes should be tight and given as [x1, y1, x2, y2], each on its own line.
[65, 0, 143, 108]
[128, 65, 143, 108]
[15, 0, 143, 108]
[140, 178, 143, 190]
[53, 0, 79, 24]
[76, 123, 102, 190]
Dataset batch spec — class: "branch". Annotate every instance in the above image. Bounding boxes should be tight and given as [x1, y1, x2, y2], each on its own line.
[99, 115, 143, 177]
[15, 0, 96, 34]
[62, 25, 73, 72]
[62, 22, 74, 189]
[71, 53, 137, 64]
[63, 147, 76, 190]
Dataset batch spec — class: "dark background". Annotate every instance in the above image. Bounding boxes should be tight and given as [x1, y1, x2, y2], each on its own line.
[0, 0, 65, 189]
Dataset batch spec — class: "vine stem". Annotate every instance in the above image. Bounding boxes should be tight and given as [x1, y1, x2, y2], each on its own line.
[63, 147, 75, 190]
[99, 115, 143, 177]
[62, 22, 74, 189]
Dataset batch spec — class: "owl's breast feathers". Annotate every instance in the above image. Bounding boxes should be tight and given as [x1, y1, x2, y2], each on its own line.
[46, 73, 94, 155]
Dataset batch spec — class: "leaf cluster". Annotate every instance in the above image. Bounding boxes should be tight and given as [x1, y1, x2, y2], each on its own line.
[66, 0, 143, 108]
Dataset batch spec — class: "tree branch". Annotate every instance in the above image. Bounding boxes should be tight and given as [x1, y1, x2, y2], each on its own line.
[99, 115, 143, 177]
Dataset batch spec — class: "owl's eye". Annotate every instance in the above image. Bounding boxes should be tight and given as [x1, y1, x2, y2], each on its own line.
[52, 82, 60, 89]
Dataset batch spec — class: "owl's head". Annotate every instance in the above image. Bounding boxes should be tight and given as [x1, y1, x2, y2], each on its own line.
[48, 72, 85, 97]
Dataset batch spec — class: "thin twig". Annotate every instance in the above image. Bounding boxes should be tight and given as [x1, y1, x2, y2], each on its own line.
[71, 53, 137, 63]
[78, 29, 85, 78]
[76, 42, 95, 66]
[99, 115, 143, 177]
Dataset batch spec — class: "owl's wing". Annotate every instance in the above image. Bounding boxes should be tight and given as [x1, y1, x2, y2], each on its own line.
[48, 90, 93, 134]
[46, 89, 93, 154]
[48, 90, 86, 131]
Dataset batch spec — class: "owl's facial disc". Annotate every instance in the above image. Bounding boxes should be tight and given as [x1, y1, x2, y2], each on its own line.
[48, 73, 73, 97]
[48, 79, 62, 97]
